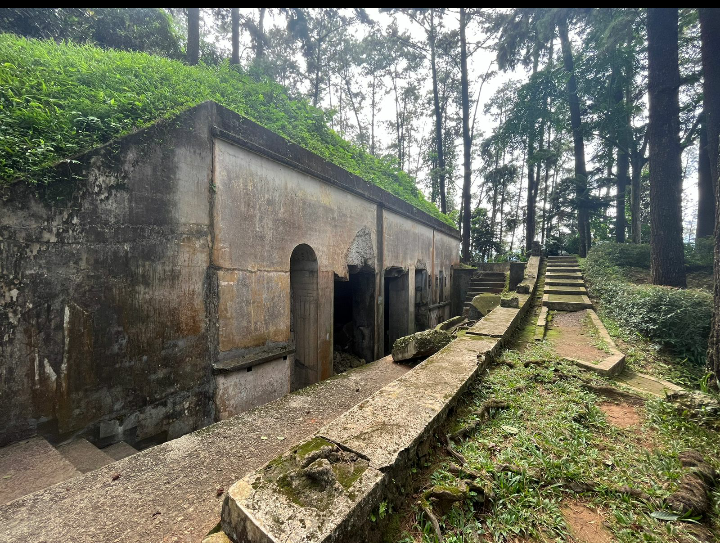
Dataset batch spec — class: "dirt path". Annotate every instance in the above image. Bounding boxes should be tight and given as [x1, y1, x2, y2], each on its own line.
[0, 357, 409, 543]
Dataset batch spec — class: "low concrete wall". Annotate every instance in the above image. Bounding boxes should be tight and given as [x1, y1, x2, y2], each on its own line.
[220, 257, 541, 542]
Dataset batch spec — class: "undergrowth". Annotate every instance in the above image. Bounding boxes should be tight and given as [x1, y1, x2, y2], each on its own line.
[584, 244, 712, 366]
[397, 342, 720, 542]
[0, 34, 452, 225]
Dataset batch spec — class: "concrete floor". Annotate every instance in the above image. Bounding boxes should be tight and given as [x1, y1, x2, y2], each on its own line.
[0, 356, 410, 543]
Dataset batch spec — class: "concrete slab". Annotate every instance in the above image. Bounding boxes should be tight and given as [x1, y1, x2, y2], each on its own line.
[466, 306, 523, 338]
[222, 438, 386, 543]
[542, 293, 593, 311]
[0, 437, 81, 506]
[320, 337, 497, 470]
[56, 438, 114, 474]
[0, 356, 410, 543]
[102, 442, 138, 461]
[543, 285, 588, 296]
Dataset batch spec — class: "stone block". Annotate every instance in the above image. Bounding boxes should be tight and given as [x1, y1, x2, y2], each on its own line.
[471, 293, 501, 316]
[391, 329, 452, 363]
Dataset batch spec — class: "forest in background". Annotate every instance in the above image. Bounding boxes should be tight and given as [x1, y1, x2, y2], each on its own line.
[2, 8, 720, 379]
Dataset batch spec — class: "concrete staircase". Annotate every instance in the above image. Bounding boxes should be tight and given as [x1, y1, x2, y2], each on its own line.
[542, 256, 592, 311]
[462, 271, 506, 314]
[0, 436, 138, 505]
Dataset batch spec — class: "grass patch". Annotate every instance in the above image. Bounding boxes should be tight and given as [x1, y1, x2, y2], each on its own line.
[397, 342, 720, 542]
[0, 34, 452, 225]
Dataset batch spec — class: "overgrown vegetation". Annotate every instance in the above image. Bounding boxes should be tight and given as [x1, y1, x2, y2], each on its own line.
[0, 34, 453, 225]
[396, 342, 720, 542]
[584, 244, 713, 365]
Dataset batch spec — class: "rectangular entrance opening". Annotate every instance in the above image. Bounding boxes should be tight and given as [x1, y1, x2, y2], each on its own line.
[384, 269, 409, 355]
[333, 271, 375, 373]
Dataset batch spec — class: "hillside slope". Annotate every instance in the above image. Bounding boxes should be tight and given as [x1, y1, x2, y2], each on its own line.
[0, 35, 452, 225]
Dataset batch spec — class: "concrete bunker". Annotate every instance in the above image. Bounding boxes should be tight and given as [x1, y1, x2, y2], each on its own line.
[290, 244, 319, 392]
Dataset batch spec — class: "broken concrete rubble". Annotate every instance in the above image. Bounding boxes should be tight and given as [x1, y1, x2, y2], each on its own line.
[391, 329, 452, 363]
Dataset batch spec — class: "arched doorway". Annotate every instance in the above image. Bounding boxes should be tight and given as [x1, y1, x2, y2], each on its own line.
[290, 244, 318, 391]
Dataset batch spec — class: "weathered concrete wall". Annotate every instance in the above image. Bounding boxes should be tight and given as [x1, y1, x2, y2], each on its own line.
[0, 103, 216, 447]
[0, 101, 461, 446]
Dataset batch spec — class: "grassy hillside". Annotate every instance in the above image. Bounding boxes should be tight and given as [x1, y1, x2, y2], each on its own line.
[0, 35, 453, 226]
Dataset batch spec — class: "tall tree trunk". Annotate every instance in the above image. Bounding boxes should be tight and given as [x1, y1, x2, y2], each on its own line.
[370, 75, 377, 156]
[614, 71, 629, 243]
[231, 8, 239, 65]
[697, 115, 715, 239]
[187, 8, 200, 65]
[647, 8, 686, 287]
[460, 8, 472, 261]
[700, 8, 720, 382]
[558, 17, 588, 257]
[429, 11, 447, 214]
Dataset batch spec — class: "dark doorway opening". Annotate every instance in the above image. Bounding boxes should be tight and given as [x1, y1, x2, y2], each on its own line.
[290, 244, 318, 391]
[333, 271, 375, 373]
[384, 268, 409, 355]
[415, 268, 429, 331]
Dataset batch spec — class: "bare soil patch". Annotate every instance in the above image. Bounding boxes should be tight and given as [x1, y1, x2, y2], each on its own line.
[599, 402, 641, 429]
[561, 501, 613, 543]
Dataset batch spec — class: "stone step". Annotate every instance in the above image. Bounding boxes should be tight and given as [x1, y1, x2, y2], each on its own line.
[543, 285, 588, 296]
[473, 272, 505, 278]
[56, 438, 115, 474]
[0, 436, 81, 506]
[547, 256, 578, 261]
[102, 441, 139, 461]
[467, 287, 504, 295]
[545, 272, 583, 280]
[545, 266, 581, 273]
[468, 282, 505, 289]
[544, 278, 586, 287]
[542, 293, 593, 311]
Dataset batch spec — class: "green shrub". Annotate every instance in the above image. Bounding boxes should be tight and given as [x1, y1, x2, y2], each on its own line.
[584, 243, 712, 364]
[0, 35, 453, 226]
[685, 237, 714, 272]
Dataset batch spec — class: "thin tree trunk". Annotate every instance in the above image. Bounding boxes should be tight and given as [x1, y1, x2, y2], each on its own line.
[700, 8, 720, 382]
[614, 71, 629, 243]
[187, 8, 200, 65]
[430, 11, 447, 214]
[460, 8, 472, 261]
[558, 17, 588, 257]
[231, 8, 240, 65]
[647, 8, 686, 287]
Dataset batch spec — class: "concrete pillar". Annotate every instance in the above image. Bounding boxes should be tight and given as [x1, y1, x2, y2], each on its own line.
[318, 270, 334, 380]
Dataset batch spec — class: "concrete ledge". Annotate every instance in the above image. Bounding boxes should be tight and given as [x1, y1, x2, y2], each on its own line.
[535, 307, 549, 341]
[563, 310, 625, 377]
[219, 257, 542, 542]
